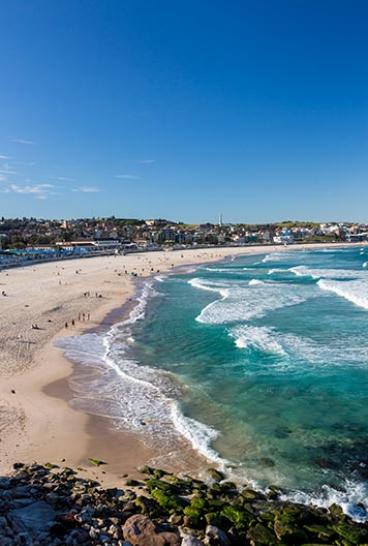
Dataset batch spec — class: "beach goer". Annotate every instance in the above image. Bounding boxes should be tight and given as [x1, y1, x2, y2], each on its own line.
[65, 322, 68, 328]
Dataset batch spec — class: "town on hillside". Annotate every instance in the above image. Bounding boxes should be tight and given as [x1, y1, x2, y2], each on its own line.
[0, 216, 367, 267]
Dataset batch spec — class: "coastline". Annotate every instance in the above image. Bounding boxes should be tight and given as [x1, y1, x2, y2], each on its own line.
[0, 242, 366, 486]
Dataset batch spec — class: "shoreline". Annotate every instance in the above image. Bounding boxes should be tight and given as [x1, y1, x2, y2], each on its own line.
[1, 242, 366, 486]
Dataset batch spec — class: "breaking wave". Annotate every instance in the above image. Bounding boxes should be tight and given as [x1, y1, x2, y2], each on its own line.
[230, 324, 368, 366]
[189, 277, 314, 324]
[317, 278, 368, 310]
[289, 265, 365, 280]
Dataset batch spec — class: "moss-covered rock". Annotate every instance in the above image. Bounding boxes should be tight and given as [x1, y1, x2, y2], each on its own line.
[151, 488, 185, 513]
[221, 504, 251, 530]
[134, 495, 159, 516]
[247, 522, 276, 545]
[241, 488, 261, 501]
[274, 517, 308, 543]
[204, 511, 225, 528]
[303, 523, 335, 541]
[332, 521, 368, 544]
[207, 468, 225, 482]
[183, 495, 209, 528]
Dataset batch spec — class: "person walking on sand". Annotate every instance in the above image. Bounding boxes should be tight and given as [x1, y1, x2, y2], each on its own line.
[65, 322, 68, 328]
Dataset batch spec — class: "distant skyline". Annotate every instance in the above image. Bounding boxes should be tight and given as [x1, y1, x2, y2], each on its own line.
[1, 1, 368, 223]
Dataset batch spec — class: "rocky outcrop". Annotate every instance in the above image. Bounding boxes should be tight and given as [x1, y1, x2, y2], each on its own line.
[0, 462, 367, 545]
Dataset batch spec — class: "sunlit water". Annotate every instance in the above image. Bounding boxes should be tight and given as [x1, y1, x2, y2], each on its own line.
[58, 247, 368, 520]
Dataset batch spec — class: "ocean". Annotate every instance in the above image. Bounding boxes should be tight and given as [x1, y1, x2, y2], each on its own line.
[58, 246, 368, 520]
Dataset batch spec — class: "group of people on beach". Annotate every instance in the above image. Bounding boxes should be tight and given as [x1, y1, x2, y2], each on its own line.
[65, 311, 91, 329]
[83, 291, 102, 298]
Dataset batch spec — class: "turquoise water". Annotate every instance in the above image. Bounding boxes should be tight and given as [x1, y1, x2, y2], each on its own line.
[58, 246, 368, 519]
[126, 247, 368, 517]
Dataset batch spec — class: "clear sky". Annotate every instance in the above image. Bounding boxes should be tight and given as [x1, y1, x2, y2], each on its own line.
[0, 0, 367, 223]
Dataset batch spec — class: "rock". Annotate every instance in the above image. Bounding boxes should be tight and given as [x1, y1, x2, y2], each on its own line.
[89, 526, 100, 539]
[8, 500, 56, 534]
[169, 513, 183, 525]
[332, 521, 368, 543]
[151, 487, 185, 512]
[123, 514, 181, 546]
[274, 518, 308, 543]
[88, 457, 107, 467]
[328, 502, 344, 519]
[246, 523, 275, 545]
[181, 535, 204, 546]
[207, 469, 224, 482]
[266, 485, 281, 499]
[303, 523, 335, 542]
[126, 479, 141, 487]
[220, 505, 250, 529]
[241, 489, 260, 501]
[183, 497, 207, 528]
[205, 525, 231, 546]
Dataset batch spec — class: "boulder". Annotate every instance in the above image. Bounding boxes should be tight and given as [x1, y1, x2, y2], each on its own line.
[181, 535, 205, 546]
[205, 525, 231, 546]
[8, 500, 56, 534]
[246, 523, 275, 545]
[123, 514, 181, 546]
[207, 469, 225, 482]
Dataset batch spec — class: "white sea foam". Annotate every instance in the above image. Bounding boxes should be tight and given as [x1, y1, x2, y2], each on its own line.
[267, 268, 290, 275]
[203, 267, 231, 273]
[281, 481, 368, 522]
[262, 253, 284, 263]
[290, 265, 365, 280]
[170, 401, 225, 466]
[230, 324, 368, 365]
[203, 267, 246, 274]
[248, 279, 265, 286]
[188, 277, 230, 298]
[231, 325, 286, 355]
[317, 278, 368, 310]
[190, 278, 314, 324]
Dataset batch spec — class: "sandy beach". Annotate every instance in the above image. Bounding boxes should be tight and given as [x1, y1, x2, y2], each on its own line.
[0, 243, 364, 485]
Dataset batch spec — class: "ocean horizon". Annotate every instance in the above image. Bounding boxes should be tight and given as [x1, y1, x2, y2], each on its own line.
[58, 246, 368, 521]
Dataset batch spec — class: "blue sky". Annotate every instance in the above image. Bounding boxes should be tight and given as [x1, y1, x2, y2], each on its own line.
[0, 0, 367, 222]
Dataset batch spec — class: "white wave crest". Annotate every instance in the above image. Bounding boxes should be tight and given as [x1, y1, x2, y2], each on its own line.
[170, 401, 224, 466]
[267, 268, 290, 275]
[289, 265, 362, 280]
[248, 279, 265, 286]
[262, 253, 284, 263]
[188, 277, 230, 298]
[195, 280, 313, 325]
[317, 279, 368, 310]
[231, 325, 286, 355]
[230, 324, 368, 365]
